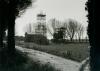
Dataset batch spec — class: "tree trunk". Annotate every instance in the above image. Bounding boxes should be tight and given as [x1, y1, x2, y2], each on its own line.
[7, 10, 16, 54]
[0, 28, 3, 49]
[0, 8, 7, 50]
[0, 15, 3, 49]
[87, 0, 100, 71]
[79, 37, 81, 42]
[70, 38, 72, 42]
[70, 37, 73, 42]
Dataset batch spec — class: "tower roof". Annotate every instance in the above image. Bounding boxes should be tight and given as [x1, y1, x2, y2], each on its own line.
[37, 12, 46, 17]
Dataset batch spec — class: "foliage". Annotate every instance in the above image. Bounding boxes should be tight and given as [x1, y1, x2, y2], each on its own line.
[64, 19, 85, 42]
[86, 0, 99, 71]
[0, 0, 34, 16]
[53, 27, 66, 43]
[48, 18, 85, 42]
[0, 0, 35, 53]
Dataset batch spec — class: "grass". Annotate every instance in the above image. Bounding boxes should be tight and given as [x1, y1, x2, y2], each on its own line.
[23, 42, 90, 62]
[0, 48, 60, 71]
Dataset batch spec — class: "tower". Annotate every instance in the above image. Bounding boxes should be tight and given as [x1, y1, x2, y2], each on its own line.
[35, 12, 47, 36]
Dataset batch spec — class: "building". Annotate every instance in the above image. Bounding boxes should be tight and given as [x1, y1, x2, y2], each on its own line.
[25, 32, 49, 45]
[24, 12, 49, 45]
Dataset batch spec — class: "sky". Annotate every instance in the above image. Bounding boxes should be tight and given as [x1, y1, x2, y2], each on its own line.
[15, 0, 88, 37]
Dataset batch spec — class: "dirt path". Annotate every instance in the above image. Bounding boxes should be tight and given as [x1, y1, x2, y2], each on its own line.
[16, 46, 88, 71]
[80, 58, 90, 71]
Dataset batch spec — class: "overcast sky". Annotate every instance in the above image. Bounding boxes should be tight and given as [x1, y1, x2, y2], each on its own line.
[15, 0, 88, 36]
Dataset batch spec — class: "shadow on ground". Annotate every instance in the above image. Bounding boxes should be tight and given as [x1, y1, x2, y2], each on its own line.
[79, 58, 90, 71]
[0, 48, 59, 71]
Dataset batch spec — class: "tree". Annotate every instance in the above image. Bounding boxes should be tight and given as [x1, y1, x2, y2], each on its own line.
[0, 0, 8, 49]
[50, 18, 56, 33]
[65, 19, 78, 41]
[49, 18, 63, 34]
[53, 27, 66, 40]
[76, 24, 84, 42]
[0, 0, 35, 53]
[86, 0, 99, 71]
[59, 27, 66, 40]
[49, 18, 66, 43]
[53, 27, 66, 43]
[47, 18, 62, 39]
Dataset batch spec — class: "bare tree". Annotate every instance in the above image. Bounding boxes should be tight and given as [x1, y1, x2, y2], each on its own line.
[48, 18, 62, 37]
[50, 18, 63, 32]
[65, 19, 78, 41]
[50, 18, 56, 34]
[76, 24, 84, 42]
[45, 19, 56, 38]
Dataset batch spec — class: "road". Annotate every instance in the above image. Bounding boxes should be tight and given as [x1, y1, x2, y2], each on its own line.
[16, 46, 89, 71]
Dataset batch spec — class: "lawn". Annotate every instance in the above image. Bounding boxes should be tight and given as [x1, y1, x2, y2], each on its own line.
[18, 41, 89, 62]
